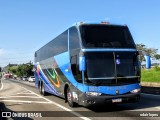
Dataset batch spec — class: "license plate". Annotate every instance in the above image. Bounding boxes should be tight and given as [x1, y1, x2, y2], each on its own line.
[112, 98, 122, 103]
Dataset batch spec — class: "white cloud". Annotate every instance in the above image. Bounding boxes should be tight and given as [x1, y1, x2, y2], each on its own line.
[104, 17, 110, 21]
[0, 49, 5, 56]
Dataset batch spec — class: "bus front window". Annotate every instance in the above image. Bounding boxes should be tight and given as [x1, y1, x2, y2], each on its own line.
[80, 25, 136, 49]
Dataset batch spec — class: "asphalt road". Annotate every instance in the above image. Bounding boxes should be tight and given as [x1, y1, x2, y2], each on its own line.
[0, 78, 160, 120]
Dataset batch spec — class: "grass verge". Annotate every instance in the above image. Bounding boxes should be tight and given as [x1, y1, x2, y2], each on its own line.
[141, 68, 160, 82]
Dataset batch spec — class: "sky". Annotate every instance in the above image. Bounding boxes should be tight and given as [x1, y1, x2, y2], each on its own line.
[0, 0, 160, 67]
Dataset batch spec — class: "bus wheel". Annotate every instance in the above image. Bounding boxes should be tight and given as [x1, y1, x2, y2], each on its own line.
[67, 87, 76, 107]
[39, 82, 42, 94]
[41, 82, 46, 96]
[39, 82, 46, 96]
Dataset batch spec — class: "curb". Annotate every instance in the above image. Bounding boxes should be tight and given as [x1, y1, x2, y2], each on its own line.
[141, 82, 160, 87]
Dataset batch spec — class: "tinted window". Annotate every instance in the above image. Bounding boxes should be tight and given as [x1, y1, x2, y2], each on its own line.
[49, 30, 68, 56]
[80, 25, 135, 48]
[69, 27, 80, 50]
[85, 52, 115, 79]
[35, 30, 68, 62]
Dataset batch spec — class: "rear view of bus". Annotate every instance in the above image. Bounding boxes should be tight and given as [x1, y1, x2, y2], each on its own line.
[76, 22, 141, 106]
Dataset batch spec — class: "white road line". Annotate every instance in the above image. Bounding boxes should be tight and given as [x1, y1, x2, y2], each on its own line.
[20, 86, 91, 120]
[0, 78, 4, 90]
[20, 86, 53, 103]
[16, 92, 36, 94]
[15, 91, 35, 95]
[0, 100, 53, 104]
[155, 107, 160, 110]
[0, 96, 41, 98]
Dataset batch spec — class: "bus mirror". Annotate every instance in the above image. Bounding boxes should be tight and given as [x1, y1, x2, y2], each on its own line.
[79, 56, 86, 71]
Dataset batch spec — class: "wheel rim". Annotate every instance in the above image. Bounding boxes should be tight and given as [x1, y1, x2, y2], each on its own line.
[67, 89, 72, 103]
[42, 84, 44, 93]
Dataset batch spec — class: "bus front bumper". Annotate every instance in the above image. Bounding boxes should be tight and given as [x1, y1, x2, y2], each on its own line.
[79, 93, 140, 107]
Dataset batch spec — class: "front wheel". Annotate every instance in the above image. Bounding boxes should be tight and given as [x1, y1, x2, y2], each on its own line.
[67, 87, 76, 107]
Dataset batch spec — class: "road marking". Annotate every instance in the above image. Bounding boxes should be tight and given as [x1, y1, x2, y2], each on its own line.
[0, 78, 4, 90]
[155, 107, 160, 110]
[20, 86, 54, 103]
[0, 100, 53, 104]
[16, 92, 36, 94]
[20, 86, 91, 120]
[0, 96, 41, 98]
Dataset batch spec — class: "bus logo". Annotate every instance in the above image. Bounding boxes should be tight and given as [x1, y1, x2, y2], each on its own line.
[116, 90, 119, 95]
[116, 59, 120, 64]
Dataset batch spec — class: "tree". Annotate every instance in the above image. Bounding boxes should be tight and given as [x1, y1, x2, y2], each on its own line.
[136, 43, 159, 61]
[136, 43, 158, 57]
[8, 63, 34, 77]
[154, 54, 160, 59]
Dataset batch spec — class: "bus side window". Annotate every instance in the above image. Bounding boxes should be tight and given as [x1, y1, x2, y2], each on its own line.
[69, 27, 80, 50]
[70, 56, 77, 75]
[70, 55, 82, 83]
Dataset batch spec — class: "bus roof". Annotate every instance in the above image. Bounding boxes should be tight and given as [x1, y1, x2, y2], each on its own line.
[72, 22, 127, 27]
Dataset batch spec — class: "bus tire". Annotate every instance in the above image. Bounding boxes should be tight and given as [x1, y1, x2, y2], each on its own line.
[38, 81, 42, 94]
[41, 82, 46, 96]
[67, 87, 76, 107]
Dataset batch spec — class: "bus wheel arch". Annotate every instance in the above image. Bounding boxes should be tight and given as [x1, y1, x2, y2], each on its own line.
[65, 85, 77, 107]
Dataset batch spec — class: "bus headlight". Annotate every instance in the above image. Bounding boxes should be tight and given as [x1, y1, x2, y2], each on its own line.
[130, 88, 141, 93]
[86, 92, 102, 96]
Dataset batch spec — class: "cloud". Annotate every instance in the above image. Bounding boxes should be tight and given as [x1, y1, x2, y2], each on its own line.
[0, 49, 5, 56]
[104, 17, 110, 21]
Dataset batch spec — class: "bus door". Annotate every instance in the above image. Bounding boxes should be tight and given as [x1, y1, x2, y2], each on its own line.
[70, 54, 83, 99]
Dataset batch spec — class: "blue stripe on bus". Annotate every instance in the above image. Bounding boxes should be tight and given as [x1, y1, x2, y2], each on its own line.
[88, 83, 140, 95]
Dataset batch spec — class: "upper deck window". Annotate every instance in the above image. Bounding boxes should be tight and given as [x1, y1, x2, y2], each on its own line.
[69, 27, 80, 50]
[80, 25, 136, 48]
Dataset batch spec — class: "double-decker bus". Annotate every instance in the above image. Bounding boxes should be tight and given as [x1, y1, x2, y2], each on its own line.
[34, 22, 141, 107]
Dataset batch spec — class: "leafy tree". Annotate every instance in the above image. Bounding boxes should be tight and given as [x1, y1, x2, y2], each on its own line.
[136, 43, 159, 61]
[8, 63, 34, 77]
[136, 43, 158, 57]
[154, 54, 160, 59]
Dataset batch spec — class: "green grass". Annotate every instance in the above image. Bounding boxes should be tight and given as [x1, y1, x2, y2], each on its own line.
[141, 68, 160, 82]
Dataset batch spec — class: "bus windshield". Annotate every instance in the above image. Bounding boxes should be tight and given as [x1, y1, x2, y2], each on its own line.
[80, 25, 136, 48]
